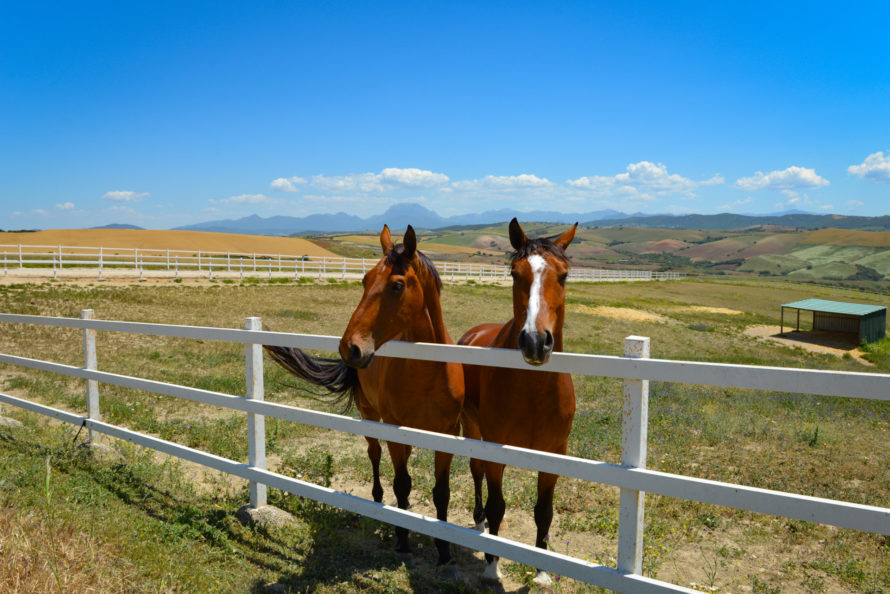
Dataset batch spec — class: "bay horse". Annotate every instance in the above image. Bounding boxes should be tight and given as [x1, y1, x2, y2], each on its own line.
[264, 225, 465, 572]
[459, 218, 577, 586]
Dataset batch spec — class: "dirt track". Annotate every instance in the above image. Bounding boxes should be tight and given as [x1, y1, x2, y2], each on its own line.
[744, 325, 872, 365]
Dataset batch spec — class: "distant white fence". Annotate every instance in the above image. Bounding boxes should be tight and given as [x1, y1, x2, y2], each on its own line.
[1, 312, 885, 593]
[0, 243, 684, 282]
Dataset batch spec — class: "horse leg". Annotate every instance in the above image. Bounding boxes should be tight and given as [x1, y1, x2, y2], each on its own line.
[481, 461, 506, 582]
[386, 441, 413, 558]
[461, 412, 486, 531]
[354, 385, 384, 503]
[531, 471, 560, 587]
[366, 437, 384, 503]
[432, 450, 456, 572]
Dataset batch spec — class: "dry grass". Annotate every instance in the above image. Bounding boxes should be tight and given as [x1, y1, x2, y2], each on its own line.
[0, 229, 339, 258]
[1, 277, 889, 592]
[803, 228, 890, 248]
[0, 503, 139, 593]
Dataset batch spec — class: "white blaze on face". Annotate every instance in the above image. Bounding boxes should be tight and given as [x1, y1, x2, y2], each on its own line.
[522, 254, 548, 335]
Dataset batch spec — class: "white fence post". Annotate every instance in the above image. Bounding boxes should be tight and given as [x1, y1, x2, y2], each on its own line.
[82, 309, 100, 444]
[618, 335, 650, 575]
[98, 247, 103, 279]
[245, 317, 267, 508]
[18, 244, 22, 268]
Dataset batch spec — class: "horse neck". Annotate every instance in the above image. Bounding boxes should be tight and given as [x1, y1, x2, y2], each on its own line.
[417, 266, 453, 346]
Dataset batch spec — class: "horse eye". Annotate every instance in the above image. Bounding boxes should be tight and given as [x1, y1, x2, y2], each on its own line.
[558, 273, 568, 285]
[391, 282, 404, 294]
[510, 270, 519, 279]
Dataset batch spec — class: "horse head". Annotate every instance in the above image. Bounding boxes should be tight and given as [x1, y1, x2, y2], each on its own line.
[339, 224, 438, 369]
[508, 218, 577, 366]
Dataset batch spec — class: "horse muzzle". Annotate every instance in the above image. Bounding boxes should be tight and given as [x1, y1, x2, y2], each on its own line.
[517, 329, 554, 366]
[340, 340, 375, 369]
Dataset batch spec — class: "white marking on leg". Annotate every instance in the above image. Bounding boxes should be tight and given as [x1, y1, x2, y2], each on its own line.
[474, 521, 486, 532]
[522, 254, 548, 335]
[533, 569, 553, 587]
[482, 559, 502, 581]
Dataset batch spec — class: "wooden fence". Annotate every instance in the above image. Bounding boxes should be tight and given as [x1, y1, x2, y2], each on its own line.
[0, 312, 887, 593]
[0, 243, 684, 282]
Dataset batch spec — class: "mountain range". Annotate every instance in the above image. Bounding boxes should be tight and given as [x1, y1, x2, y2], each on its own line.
[173, 203, 627, 235]
[168, 203, 890, 234]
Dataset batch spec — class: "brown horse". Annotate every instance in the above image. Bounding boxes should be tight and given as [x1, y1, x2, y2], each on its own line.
[459, 218, 577, 586]
[265, 225, 465, 570]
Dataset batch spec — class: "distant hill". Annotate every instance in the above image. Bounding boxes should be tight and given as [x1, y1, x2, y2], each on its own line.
[89, 223, 145, 230]
[173, 203, 627, 235]
[170, 203, 890, 235]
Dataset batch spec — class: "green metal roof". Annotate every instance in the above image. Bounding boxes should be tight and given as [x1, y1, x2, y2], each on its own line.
[781, 298, 886, 317]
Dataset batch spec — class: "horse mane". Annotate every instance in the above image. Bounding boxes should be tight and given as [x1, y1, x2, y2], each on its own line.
[511, 236, 569, 264]
[385, 244, 442, 294]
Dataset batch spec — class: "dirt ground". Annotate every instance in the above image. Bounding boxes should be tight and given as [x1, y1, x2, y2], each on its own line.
[743, 325, 872, 365]
[575, 305, 673, 323]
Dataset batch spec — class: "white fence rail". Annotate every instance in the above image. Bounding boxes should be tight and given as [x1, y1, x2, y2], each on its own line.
[1, 313, 887, 593]
[0, 243, 684, 282]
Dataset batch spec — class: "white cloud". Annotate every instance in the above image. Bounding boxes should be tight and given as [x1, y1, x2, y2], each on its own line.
[736, 166, 829, 192]
[451, 174, 554, 191]
[772, 193, 834, 213]
[32, 209, 48, 215]
[102, 190, 150, 203]
[221, 193, 277, 205]
[568, 162, 722, 197]
[10, 211, 23, 216]
[380, 167, 449, 187]
[847, 151, 890, 183]
[270, 176, 307, 192]
[311, 168, 449, 193]
[847, 200, 865, 208]
[719, 196, 753, 210]
[55, 202, 75, 210]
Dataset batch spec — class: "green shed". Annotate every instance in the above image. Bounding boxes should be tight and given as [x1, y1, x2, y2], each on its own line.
[780, 298, 887, 344]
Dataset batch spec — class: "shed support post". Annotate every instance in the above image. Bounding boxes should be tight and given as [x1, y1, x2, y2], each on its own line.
[618, 335, 650, 575]
[245, 317, 267, 508]
[82, 309, 99, 444]
[780, 307, 784, 337]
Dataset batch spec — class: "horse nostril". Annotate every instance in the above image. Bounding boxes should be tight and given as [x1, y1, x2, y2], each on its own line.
[517, 330, 529, 351]
[349, 344, 362, 363]
[543, 330, 554, 350]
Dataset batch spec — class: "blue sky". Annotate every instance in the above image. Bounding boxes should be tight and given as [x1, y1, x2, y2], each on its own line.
[2, 1, 889, 230]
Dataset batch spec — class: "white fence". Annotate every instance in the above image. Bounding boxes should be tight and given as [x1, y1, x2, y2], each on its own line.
[0, 312, 887, 593]
[0, 243, 684, 282]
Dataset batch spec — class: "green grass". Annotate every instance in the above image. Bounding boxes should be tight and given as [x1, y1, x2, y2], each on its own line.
[1, 278, 889, 592]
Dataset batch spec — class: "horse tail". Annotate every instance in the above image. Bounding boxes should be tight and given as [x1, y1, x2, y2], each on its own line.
[264, 345, 358, 412]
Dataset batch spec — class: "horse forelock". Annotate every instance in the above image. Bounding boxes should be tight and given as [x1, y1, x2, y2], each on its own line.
[385, 244, 442, 294]
[510, 237, 568, 265]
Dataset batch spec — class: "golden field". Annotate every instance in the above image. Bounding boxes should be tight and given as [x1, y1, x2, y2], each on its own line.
[0, 229, 339, 258]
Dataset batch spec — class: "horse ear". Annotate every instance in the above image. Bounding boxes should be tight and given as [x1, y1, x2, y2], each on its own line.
[553, 222, 578, 251]
[380, 224, 394, 255]
[508, 218, 527, 251]
[403, 225, 417, 259]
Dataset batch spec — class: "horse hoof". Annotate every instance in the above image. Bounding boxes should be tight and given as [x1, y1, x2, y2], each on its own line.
[482, 559, 502, 582]
[533, 570, 553, 589]
[397, 552, 415, 568]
